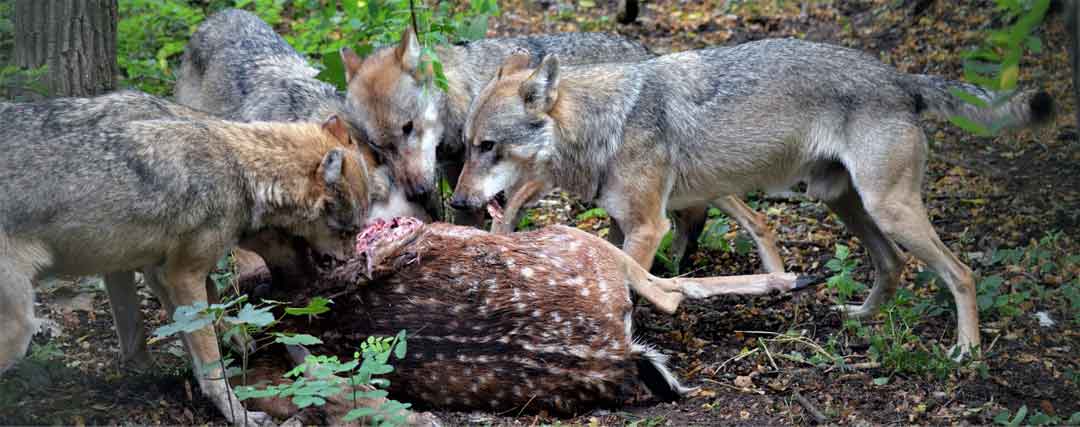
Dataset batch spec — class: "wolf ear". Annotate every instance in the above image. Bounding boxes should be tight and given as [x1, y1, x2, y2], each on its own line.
[397, 26, 421, 73]
[520, 54, 560, 114]
[341, 47, 363, 82]
[497, 49, 531, 80]
[322, 115, 351, 144]
[320, 148, 345, 187]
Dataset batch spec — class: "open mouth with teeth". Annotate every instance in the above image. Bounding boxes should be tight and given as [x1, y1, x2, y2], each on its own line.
[486, 191, 508, 223]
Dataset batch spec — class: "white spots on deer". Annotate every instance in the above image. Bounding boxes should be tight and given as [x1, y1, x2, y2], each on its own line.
[567, 276, 585, 286]
[505, 258, 516, 268]
[532, 309, 543, 319]
[580, 286, 591, 297]
[393, 284, 406, 294]
[548, 279, 557, 288]
[450, 264, 463, 275]
[521, 267, 534, 278]
[516, 303, 527, 312]
[551, 311, 562, 323]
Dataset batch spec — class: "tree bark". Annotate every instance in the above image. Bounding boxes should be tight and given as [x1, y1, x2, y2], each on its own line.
[1066, 0, 1080, 130]
[14, 0, 118, 98]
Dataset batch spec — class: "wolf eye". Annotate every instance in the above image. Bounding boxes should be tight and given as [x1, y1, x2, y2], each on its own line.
[479, 140, 495, 152]
[402, 121, 414, 136]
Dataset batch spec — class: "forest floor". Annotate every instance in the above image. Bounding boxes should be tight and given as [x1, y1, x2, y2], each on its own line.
[2, 0, 1079, 425]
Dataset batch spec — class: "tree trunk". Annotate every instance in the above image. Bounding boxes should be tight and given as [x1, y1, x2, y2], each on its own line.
[14, 0, 118, 98]
[1067, 0, 1080, 130]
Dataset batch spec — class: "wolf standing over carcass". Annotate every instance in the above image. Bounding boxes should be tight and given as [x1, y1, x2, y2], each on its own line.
[0, 93, 374, 426]
[453, 39, 1054, 359]
[175, 9, 426, 287]
[338, 26, 785, 273]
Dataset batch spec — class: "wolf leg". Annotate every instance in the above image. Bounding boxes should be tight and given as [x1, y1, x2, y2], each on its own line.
[713, 196, 785, 273]
[0, 261, 36, 373]
[822, 183, 904, 319]
[104, 270, 153, 369]
[670, 206, 707, 273]
[161, 253, 270, 426]
[846, 124, 978, 360]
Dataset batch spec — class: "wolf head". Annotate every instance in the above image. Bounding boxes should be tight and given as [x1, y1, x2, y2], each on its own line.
[292, 115, 374, 260]
[450, 52, 560, 212]
[341, 28, 444, 199]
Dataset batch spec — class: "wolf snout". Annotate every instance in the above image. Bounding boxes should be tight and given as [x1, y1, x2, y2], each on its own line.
[448, 194, 474, 210]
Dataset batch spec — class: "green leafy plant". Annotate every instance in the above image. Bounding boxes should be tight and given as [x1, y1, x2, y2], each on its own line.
[235, 331, 410, 426]
[953, 0, 1050, 135]
[825, 244, 866, 303]
[275, 0, 499, 91]
[117, 0, 210, 95]
[153, 293, 410, 426]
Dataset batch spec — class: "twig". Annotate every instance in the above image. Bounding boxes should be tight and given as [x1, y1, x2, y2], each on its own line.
[713, 348, 759, 374]
[758, 337, 779, 370]
[793, 392, 828, 424]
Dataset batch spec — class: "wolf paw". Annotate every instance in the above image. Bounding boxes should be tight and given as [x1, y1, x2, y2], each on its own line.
[832, 303, 878, 319]
[237, 410, 273, 427]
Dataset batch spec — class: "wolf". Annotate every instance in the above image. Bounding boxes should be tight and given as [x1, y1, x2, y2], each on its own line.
[175, 9, 427, 287]
[452, 38, 1054, 359]
[0, 93, 372, 426]
[340, 27, 784, 272]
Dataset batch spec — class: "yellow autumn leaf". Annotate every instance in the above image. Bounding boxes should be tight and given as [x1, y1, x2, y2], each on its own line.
[1000, 64, 1019, 90]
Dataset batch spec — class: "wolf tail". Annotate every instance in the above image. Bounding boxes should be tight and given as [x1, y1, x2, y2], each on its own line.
[631, 341, 696, 401]
[898, 73, 1054, 131]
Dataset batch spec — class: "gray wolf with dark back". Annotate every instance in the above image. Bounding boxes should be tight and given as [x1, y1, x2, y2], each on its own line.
[175, 9, 426, 287]
[0, 93, 372, 426]
[453, 38, 1054, 359]
[340, 27, 785, 272]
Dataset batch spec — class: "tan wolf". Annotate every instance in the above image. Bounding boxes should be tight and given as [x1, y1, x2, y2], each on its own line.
[0, 94, 372, 426]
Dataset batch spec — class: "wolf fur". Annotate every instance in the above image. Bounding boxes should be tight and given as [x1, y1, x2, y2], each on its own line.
[0, 93, 372, 426]
[175, 9, 425, 223]
[175, 9, 427, 300]
[454, 38, 1054, 359]
[340, 27, 785, 272]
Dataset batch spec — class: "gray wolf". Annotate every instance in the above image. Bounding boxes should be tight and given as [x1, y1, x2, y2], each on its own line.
[175, 8, 427, 285]
[340, 27, 784, 272]
[0, 93, 372, 426]
[452, 38, 1054, 358]
[241, 217, 810, 415]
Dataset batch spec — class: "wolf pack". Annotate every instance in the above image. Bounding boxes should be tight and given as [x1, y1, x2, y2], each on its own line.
[0, 8, 1053, 426]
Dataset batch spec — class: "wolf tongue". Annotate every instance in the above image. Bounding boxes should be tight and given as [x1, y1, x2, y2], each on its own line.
[486, 199, 505, 223]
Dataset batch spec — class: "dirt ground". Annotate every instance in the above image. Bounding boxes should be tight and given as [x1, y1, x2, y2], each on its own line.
[2, 0, 1079, 425]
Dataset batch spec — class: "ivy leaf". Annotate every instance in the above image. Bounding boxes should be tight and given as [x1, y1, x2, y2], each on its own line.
[223, 303, 275, 328]
[153, 302, 212, 339]
[272, 333, 324, 346]
[394, 330, 407, 359]
[948, 115, 992, 137]
[285, 297, 333, 317]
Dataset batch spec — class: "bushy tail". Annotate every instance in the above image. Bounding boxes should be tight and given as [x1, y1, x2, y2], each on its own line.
[899, 73, 1054, 131]
[631, 342, 696, 401]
